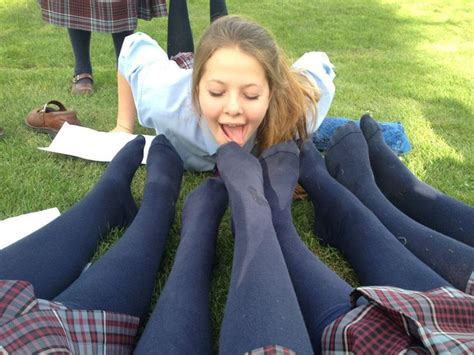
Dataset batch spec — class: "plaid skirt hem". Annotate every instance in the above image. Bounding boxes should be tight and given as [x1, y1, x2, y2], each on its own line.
[39, 0, 167, 33]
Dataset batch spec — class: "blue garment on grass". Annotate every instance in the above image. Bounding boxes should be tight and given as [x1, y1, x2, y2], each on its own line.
[313, 117, 412, 155]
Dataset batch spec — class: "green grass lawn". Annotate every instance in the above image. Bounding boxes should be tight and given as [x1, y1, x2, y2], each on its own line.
[1, 0, 473, 349]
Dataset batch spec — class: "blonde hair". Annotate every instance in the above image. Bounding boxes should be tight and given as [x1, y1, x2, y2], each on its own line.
[192, 15, 320, 152]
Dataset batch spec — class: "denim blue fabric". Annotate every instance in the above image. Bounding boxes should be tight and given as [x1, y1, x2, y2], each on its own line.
[313, 117, 412, 155]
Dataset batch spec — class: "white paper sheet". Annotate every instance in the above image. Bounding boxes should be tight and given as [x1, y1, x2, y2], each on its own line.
[39, 122, 155, 163]
[0, 208, 61, 249]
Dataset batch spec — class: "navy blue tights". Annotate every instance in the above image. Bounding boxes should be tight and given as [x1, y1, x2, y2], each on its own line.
[1, 135, 184, 320]
[324, 123, 474, 291]
[0, 136, 144, 299]
[261, 140, 450, 353]
[134, 178, 228, 354]
[55, 135, 184, 318]
[68, 28, 133, 75]
[167, 0, 228, 57]
[360, 114, 474, 247]
[216, 143, 313, 354]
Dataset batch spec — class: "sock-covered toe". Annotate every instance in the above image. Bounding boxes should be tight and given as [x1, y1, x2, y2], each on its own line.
[144, 136, 183, 191]
[216, 142, 262, 183]
[327, 121, 362, 150]
[260, 141, 300, 211]
[300, 139, 326, 170]
[325, 123, 375, 193]
[360, 114, 384, 143]
[102, 135, 145, 184]
[148, 134, 182, 161]
[260, 140, 299, 160]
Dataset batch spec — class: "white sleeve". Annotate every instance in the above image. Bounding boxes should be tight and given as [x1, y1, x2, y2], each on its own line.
[292, 52, 336, 133]
[118, 32, 194, 130]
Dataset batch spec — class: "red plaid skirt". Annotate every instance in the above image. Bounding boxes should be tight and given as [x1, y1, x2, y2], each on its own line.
[38, 0, 167, 33]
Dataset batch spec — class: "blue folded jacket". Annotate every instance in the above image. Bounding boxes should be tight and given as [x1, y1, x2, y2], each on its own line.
[312, 117, 412, 155]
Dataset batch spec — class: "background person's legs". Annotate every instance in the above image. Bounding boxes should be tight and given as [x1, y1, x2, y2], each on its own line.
[68, 27, 94, 94]
[135, 178, 228, 354]
[167, 0, 194, 57]
[112, 30, 134, 63]
[0, 136, 144, 299]
[68, 28, 92, 77]
[55, 135, 184, 319]
[324, 123, 474, 292]
[210, 0, 228, 22]
[216, 143, 312, 354]
[360, 114, 474, 247]
[167, 0, 228, 58]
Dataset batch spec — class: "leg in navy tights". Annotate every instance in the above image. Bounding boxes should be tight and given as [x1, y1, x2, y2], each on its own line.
[260, 141, 351, 354]
[0, 136, 144, 299]
[68, 28, 92, 76]
[360, 114, 474, 247]
[210, 0, 228, 22]
[112, 30, 134, 63]
[260, 140, 450, 353]
[324, 123, 474, 292]
[54, 135, 184, 319]
[134, 177, 228, 354]
[167, 0, 194, 57]
[216, 143, 312, 354]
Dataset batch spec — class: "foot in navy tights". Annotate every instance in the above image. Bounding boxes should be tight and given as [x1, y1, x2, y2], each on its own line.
[360, 114, 474, 247]
[324, 124, 474, 292]
[260, 140, 351, 354]
[54, 135, 184, 318]
[216, 142, 312, 354]
[298, 139, 450, 289]
[0, 136, 144, 299]
[135, 177, 228, 354]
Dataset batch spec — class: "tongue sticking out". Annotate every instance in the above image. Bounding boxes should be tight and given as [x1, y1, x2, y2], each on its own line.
[222, 125, 245, 146]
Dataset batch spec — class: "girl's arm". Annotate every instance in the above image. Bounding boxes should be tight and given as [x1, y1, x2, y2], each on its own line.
[112, 72, 137, 133]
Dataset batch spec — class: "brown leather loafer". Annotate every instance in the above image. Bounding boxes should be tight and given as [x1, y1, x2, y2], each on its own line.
[25, 100, 82, 136]
[71, 73, 94, 95]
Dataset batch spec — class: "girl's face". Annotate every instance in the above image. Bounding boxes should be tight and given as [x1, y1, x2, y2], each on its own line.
[198, 47, 270, 146]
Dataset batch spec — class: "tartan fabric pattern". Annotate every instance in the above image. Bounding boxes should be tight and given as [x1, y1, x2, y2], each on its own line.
[38, 0, 167, 33]
[0, 280, 139, 354]
[322, 286, 474, 354]
[245, 344, 296, 355]
[171, 52, 194, 70]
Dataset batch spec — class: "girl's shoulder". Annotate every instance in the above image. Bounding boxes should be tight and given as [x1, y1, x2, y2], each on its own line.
[292, 52, 335, 80]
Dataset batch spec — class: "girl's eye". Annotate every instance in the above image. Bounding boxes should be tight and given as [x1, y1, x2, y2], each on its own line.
[209, 91, 223, 97]
[245, 95, 259, 100]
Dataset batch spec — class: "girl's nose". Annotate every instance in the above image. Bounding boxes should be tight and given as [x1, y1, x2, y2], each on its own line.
[224, 94, 243, 116]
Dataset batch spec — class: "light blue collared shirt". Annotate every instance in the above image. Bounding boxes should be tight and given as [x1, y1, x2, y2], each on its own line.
[119, 32, 335, 171]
